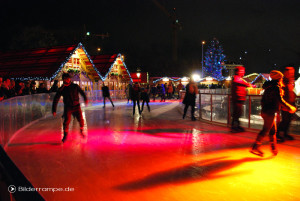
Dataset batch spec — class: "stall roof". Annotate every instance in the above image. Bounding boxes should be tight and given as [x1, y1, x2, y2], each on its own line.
[90, 54, 132, 81]
[0, 43, 96, 80]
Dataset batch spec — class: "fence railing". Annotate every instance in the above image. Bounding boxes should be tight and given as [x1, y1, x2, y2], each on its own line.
[199, 93, 300, 134]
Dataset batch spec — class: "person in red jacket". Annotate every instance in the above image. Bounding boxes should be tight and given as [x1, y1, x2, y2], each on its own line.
[52, 73, 88, 143]
[277, 67, 297, 141]
[250, 70, 296, 157]
[231, 66, 255, 132]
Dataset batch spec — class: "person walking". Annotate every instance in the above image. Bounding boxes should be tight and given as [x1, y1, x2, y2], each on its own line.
[141, 87, 150, 113]
[132, 82, 141, 115]
[52, 73, 88, 143]
[231, 66, 255, 132]
[250, 70, 296, 157]
[102, 82, 114, 108]
[182, 80, 198, 121]
[277, 67, 297, 142]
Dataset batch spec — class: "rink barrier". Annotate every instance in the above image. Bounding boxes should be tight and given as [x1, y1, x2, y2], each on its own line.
[199, 93, 300, 134]
[0, 90, 125, 148]
[0, 90, 125, 200]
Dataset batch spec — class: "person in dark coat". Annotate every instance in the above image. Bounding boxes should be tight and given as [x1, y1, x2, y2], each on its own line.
[277, 67, 297, 141]
[30, 81, 37, 94]
[231, 66, 255, 132]
[125, 82, 133, 104]
[150, 84, 158, 101]
[250, 70, 296, 157]
[182, 80, 198, 121]
[101, 83, 114, 108]
[52, 73, 88, 143]
[37, 83, 49, 93]
[23, 81, 31, 95]
[141, 87, 150, 113]
[131, 82, 141, 115]
[49, 80, 59, 93]
[160, 83, 166, 102]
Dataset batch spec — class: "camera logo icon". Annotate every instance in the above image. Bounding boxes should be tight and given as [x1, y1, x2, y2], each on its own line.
[8, 185, 16, 193]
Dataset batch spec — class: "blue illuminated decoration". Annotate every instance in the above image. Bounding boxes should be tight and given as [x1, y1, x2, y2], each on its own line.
[49, 43, 80, 80]
[251, 73, 270, 84]
[204, 38, 226, 80]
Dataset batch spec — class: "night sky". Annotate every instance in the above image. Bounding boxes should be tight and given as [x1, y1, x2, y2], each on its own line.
[1, 0, 299, 76]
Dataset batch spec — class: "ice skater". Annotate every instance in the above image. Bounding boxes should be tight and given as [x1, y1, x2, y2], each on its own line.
[132, 82, 141, 115]
[102, 82, 114, 108]
[277, 67, 296, 142]
[182, 80, 198, 121]
[125, 82, 133, 104]
[250, 70, 296, 157]
[141, 87, 150, 113]
[52, 73, 88, 143]
[231, 66, 255, 132]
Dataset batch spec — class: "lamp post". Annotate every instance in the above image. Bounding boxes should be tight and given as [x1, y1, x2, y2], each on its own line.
[201, 41, 205, 78]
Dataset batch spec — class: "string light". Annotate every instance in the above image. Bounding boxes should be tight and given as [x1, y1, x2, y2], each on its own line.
[153, 77, 184, 83]
[251, 73, 270, 84]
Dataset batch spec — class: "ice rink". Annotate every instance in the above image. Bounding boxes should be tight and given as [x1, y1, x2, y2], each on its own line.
[5, 101, 300, 201]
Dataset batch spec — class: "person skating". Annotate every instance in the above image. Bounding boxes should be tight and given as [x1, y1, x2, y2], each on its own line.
[160, 83, 166, 102]
[182, 80, 198, 121]
[277, 67, 297, 142]
[150, 84, 157, 102]
[250, 70, 296, 157]
[125, 82, 133, 104]
[102, 82, 114, 108]
[52, 73, 88, 143]
[132, 82, 141, 115]
[231, 66, 255, 132]
[141, 87, 150, 113]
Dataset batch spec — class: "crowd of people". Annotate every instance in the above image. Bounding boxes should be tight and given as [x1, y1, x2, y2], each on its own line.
[0, 77, 59, 101]
[229, 66, 297, 157]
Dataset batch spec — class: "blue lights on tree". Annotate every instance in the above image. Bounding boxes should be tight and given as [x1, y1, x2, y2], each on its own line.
[203, 38, 226, 80]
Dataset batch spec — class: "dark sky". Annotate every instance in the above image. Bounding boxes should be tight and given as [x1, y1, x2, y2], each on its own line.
[1, 0, 300, 76]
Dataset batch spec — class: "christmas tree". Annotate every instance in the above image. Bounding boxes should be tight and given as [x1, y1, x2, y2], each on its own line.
[203, 38, 226, 80]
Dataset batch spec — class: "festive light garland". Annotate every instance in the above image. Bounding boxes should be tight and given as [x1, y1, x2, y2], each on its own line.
[49, 44, 79, 80]
[243, 73, 259, 79]
[119, 54, 133, 82]
[153, 77, 186, 83]
[251, 73, 270, 84]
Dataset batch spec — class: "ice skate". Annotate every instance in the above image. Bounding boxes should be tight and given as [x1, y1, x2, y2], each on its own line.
[250, 144, 264, 157]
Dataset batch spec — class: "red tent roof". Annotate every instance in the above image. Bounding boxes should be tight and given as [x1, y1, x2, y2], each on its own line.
[0, 44, 79, 80]
[90, 54, 119, 78]
[90, 54, 132, 81]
